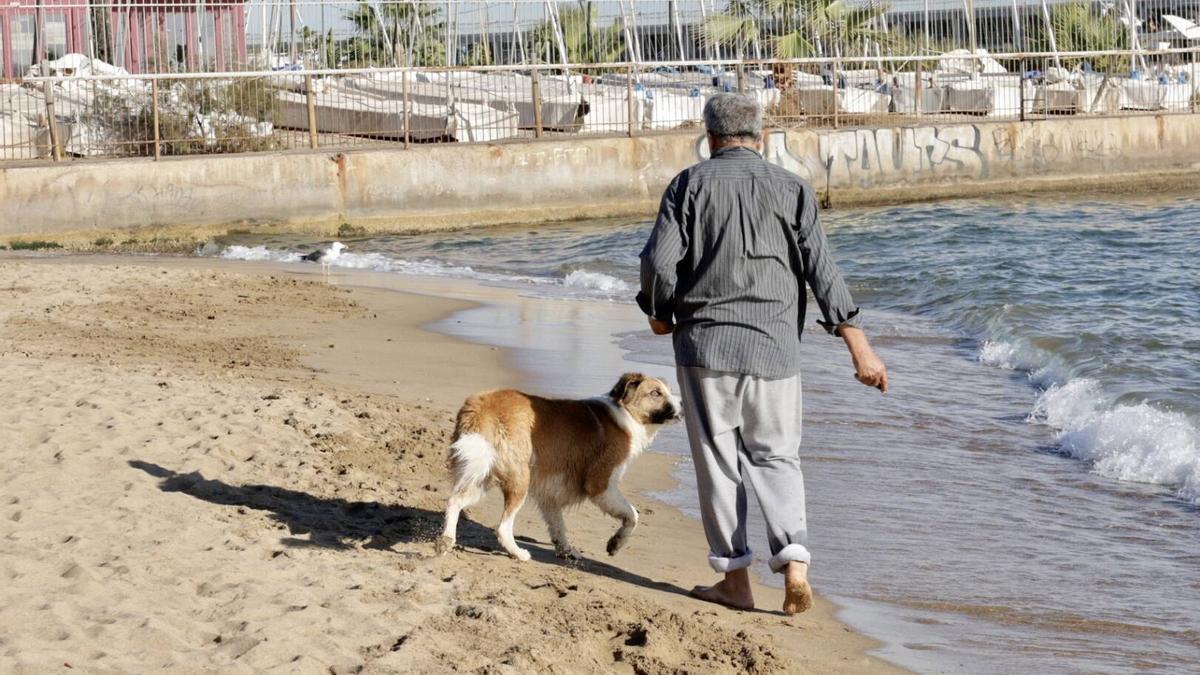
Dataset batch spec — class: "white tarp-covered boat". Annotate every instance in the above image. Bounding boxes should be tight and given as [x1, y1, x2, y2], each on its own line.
[1119, 78, 1192, 110]
[943, 77, 1025, 118]
[576, 84, 641, 134]
[406, 71, 584, 131]
[642, 89, 706, 129]
[276, 84, 518, 143]
[890, 73, 946, 114]
[795, 86, 890, 115]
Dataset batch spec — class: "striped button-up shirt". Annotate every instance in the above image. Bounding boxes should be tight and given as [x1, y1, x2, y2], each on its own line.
[637, 145, 862, 379]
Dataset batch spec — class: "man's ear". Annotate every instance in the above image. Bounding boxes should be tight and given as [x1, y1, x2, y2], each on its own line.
[609, 373, 645, 402]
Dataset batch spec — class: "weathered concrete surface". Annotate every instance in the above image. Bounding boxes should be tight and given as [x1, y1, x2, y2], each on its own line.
[3, 113, 1200, 242]
[763, 114, 1200, 192]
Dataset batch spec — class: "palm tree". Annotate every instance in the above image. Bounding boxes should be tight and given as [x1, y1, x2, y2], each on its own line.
[530, 4, 626, 64]
[701, 0, 890, 60]
[343, 1, 447, 67]
[1031, 1, 1129, 72]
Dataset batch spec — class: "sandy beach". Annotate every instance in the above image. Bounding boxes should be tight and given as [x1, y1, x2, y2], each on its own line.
[0, 256, 899, 673]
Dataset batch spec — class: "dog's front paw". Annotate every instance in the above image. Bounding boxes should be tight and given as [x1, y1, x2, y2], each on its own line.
[606, 533, 627, 556]
[434, 535, 455, 556]
[555, 545, 583, 560]
[512, 548, 532, 562]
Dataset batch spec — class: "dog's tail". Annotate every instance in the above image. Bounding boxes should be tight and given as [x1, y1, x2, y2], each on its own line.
[448, 432, 497, 494]
[449, 401, 498, 494]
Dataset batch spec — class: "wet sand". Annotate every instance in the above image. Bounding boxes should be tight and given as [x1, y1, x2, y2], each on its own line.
[0, 255, 901, 673]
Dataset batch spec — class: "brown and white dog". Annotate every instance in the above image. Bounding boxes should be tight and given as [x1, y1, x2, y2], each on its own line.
[435, 373, 682, 561]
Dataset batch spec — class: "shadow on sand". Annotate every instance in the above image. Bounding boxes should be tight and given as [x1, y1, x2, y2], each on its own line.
[129, 460, 698, 603]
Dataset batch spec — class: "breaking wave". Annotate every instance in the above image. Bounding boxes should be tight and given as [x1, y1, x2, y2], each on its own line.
[980, 339, 1200, 505]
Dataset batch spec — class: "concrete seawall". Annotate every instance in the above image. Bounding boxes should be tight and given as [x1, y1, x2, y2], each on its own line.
[3, 113, 1199, 241]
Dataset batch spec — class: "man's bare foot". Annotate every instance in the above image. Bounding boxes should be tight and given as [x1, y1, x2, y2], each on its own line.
[689, 568, 755, 611]
[782, 561, 813, 615]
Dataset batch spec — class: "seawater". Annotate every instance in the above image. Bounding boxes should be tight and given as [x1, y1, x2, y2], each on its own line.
[209, 195, 1200, 673]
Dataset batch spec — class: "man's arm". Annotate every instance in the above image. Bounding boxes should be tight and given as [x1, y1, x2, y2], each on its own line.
[796, 184, 888, 393]
[638, 174, 689, 335]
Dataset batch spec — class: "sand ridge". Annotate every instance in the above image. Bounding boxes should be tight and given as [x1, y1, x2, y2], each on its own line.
[0, 259, 898, 673]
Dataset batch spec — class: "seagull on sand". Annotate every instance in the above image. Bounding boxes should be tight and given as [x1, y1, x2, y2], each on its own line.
[302, 241, 347, 277]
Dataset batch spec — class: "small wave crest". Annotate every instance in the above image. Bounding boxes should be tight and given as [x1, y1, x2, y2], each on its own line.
[979, 339, 1200, 504]
[213, 244, 631, 300]
[562, 269, 632, 294]
[218, 244, 302, 263]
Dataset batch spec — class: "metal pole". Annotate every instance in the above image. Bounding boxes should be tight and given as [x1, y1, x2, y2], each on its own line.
[531, 67, 544, 138]
[151, 78, 161, 160]
[403, 68, 412, 149]
[42, 81, 62, 161]
[305, 74, 318, 149]
[289, 0, 297, 64]
[923, 0, 930, 53]
[626, 64, 635, 136]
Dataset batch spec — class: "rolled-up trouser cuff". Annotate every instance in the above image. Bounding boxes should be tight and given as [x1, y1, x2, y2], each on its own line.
[768, 544, 812, 573]
[708, 550, 754, 573]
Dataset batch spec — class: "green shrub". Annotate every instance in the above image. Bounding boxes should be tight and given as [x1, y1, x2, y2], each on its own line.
[9, 240, 63, 250]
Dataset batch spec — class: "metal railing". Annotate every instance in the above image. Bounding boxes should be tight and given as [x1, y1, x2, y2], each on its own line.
[5, 47, 1199, 162]
[4, 0, 1200, 74]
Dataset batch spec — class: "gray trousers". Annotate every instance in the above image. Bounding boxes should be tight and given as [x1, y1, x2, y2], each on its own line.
[676, 366, 811, 574]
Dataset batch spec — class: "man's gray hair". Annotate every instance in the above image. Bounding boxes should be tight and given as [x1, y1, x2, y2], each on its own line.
[703, 93, 763, 141]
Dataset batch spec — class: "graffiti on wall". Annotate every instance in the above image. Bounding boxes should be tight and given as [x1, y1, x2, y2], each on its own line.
[695, 124, 991, 188]
[696, 118, 1123, 189]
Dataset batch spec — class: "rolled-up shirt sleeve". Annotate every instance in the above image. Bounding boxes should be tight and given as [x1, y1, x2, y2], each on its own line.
[637, 173, 689, 321]
[796, 184, 862, 336]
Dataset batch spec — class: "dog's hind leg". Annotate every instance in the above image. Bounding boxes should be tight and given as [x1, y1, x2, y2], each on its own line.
[437, 433, 497, 555]
[538, 502, 581, 560]
[436, 482, 484, 556]
[590, 482, 639, 556]
[496, 484, 531, 561]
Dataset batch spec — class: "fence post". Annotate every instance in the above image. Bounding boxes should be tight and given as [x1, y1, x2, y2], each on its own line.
[402, 68, 411, 149]
[914, 58, 923, 118]
[42, 80, 63, 161]
[1019, 59, 1026, 122]
[305, 74, 319, 150]
[531, 67, 544, 139]
[1192, 52, 1197, 114]
[832, 57, 840, 129]
[626, 64, 635, 137]
[151, 78, 161, 160]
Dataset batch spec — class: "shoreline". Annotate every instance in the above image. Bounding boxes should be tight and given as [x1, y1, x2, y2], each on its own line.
[0, 254, 902, 673]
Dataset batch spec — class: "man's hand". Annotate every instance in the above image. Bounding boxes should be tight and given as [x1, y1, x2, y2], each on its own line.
[648, 317, 674, 335]
[839, 326, 888, 393]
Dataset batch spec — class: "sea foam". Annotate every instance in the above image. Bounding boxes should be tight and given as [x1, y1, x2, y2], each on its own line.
[562, 269, 632, 294]
[979, 339, 1200, 505]
[216, 244, 630, 300]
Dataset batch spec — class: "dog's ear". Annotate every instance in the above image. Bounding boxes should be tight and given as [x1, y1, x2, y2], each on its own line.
[609, 373, 645, 402]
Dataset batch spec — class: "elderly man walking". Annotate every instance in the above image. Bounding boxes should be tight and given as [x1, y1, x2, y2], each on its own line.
[637, 93, 888, 615]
